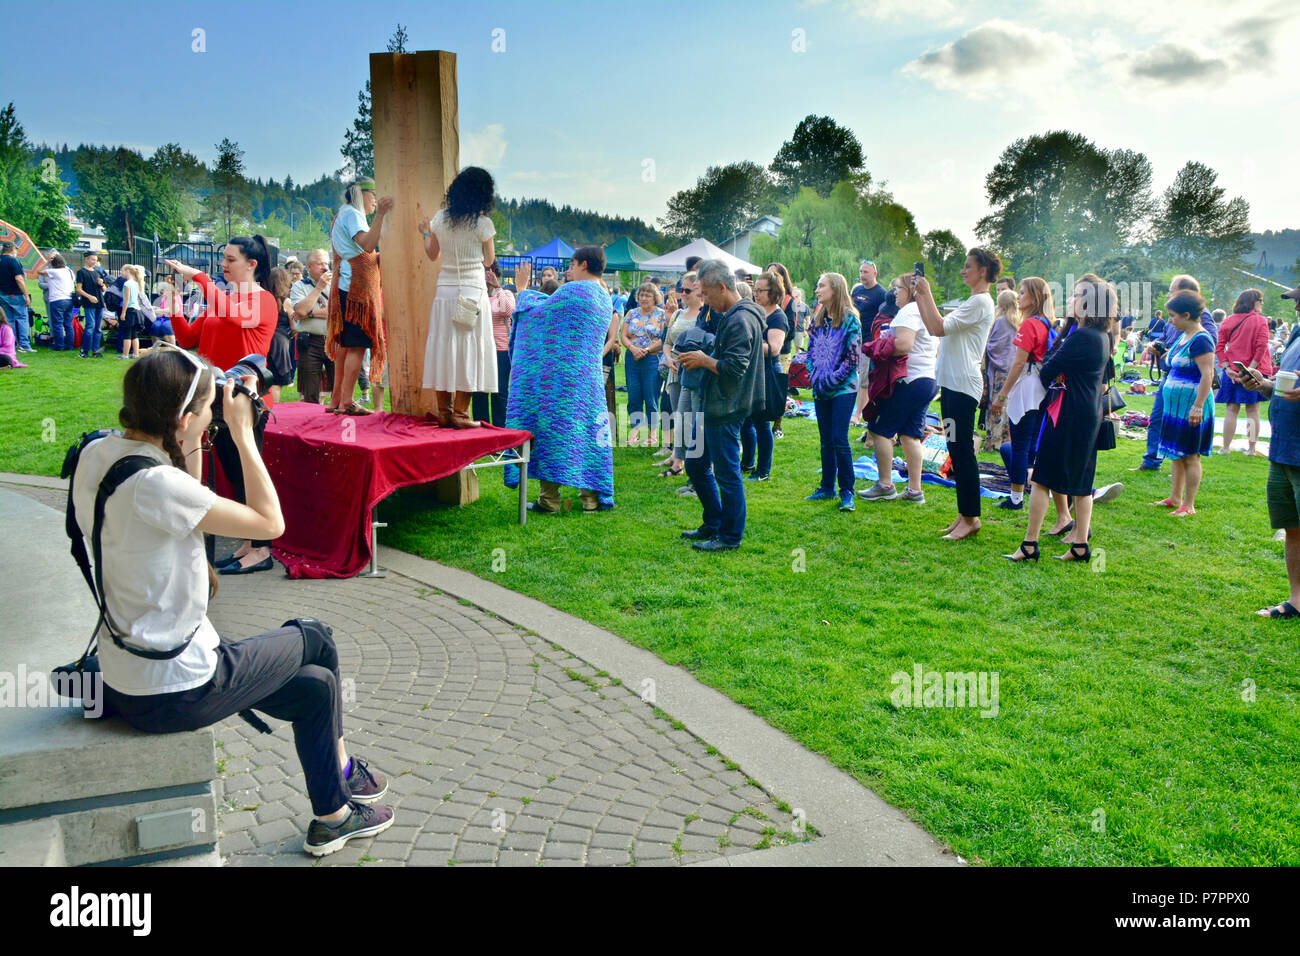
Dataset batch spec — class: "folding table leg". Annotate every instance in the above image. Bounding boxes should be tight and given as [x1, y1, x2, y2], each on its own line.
[361, 503, 388, 578]
[518, 439, 529, 525]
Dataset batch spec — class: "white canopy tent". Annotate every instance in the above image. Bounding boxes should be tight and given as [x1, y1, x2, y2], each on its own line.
[638, 238, 764, 277]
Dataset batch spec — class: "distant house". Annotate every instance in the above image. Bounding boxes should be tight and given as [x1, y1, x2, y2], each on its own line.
[717, 215, 782, 263]
[65, 206, 106, 252]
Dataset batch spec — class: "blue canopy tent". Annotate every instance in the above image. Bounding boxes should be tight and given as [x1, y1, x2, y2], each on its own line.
[498, 238, 574, 288]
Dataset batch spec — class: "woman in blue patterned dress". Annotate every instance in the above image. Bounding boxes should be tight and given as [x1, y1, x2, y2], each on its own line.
[1155, 289, 1215, 517]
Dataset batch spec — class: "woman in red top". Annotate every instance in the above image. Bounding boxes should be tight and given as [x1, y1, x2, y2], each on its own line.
[1215, 288, 1272, 457]
[165, 236, 280, 574]
[990, 277, 1071, 530]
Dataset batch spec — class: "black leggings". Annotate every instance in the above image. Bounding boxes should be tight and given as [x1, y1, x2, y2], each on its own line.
[211, 410, 271, 548]
[104, 624, 349, 816]
[941, 388, 981, 518]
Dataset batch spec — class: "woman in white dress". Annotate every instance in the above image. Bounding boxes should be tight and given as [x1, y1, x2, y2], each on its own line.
[420, 166, 497, 428]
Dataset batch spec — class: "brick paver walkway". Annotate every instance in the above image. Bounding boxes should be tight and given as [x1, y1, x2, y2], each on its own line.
[204, 571, 811, 867]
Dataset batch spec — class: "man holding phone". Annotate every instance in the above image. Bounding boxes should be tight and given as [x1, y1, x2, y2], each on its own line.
[1241, 281, 1300, 617]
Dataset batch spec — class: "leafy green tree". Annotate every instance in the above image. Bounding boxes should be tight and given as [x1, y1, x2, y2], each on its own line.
[750, 176, 923, 300]
[659, 161, 774, 243]
[202, 138, 253, 239]
[72, 146, 183, 249]
[1151, 161, 1252, 304]
[150, 143, 207, 235]
[923, 229, 967, 303]
[770, 115, 867, 201]
[0, 104, 76, 247]
[977, 131, 1154, 280]
[340, 24, 409, 179]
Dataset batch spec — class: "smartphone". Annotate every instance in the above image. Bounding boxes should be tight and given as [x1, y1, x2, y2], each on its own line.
[1233, 361, 1251, 378]
[914, 262, 925, 277]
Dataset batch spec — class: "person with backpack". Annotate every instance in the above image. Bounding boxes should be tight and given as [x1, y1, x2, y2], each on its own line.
[990, 277, 1065, 516]
[68, 346, 394, 855]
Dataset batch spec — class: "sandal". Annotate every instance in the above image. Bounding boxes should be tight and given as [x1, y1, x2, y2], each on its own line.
[1004, 540, 1040, 563]
[1257, 601, 1300, 618]
[341, 402, 373, 416]
[1171, 505, 1197, 517]
[1056, 542, 1091, 562]
[1152, 497, 1180, 508]
[657, 465, 685, 478]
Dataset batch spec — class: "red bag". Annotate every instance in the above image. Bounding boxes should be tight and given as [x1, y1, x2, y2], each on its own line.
[73, 318, 84, 348]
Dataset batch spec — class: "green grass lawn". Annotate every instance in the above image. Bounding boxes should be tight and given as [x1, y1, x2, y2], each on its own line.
[4, 351, 1298, 865]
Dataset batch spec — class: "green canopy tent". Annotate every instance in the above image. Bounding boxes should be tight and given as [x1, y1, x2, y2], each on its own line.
[602, 236, 655, 273]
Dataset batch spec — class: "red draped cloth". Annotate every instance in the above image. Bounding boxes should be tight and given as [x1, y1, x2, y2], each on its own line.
[261, 402, 531, 578]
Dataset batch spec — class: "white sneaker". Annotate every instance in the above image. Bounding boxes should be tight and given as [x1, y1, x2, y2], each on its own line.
[1093, 482, 1124, 505]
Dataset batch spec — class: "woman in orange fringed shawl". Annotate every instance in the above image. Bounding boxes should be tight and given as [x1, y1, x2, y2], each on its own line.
[326, 179, 391, 415]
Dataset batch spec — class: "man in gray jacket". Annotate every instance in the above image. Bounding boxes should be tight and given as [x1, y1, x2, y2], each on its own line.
[677, 259, 766, 551]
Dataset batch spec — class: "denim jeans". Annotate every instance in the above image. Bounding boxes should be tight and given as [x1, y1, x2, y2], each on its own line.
[1141, 385, 1165, 470]
[740, 416, 774, 476]
[675, 386, 703, 462]
[48, 299, 74, 350]
[0, 293, 31, 348]
[625, 353, 661, 431]
[1007, 408, 1042, 486]
[814, 392, 856, 493]
[684, 420, 746, 545]
[82, 305, 103, 354]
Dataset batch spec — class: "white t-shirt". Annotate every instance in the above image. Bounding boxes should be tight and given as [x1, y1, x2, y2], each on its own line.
[71, 435, 220, 696]
[331, 205, 368, 292]
[890, 301, 937, 383]
[46, 266, 75, 302]
[432, 210, 495, 289]
[937, 292, 995, 401]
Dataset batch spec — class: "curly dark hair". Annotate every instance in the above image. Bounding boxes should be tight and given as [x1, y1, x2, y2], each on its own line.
[445, 166, 495, 227]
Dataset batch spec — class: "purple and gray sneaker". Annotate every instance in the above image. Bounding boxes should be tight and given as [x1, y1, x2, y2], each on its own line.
[346, 757, 388, 804]
[304, 802, 395, 857]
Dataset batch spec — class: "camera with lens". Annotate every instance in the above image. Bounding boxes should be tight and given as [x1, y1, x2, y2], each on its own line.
[211, 354, 274, 429]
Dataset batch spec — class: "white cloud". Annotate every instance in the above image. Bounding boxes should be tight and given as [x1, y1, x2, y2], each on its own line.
[461, 123, 506, 169]
[902, 19, 1076, 95]
[806, 0, 963, 27]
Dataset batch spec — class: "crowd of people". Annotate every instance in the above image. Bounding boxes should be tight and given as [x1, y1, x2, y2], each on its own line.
[43, 164, 1300, 866]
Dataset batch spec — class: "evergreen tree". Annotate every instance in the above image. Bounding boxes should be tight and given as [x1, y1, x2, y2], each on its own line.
[339, 25, 409, 179]
[202, 138, 253, 239]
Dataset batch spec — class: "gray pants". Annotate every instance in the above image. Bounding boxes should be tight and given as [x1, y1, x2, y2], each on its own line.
[104, 624, 349, 816]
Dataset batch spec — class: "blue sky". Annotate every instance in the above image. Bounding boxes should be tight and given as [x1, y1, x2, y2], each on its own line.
[7, 0, 1297, 246]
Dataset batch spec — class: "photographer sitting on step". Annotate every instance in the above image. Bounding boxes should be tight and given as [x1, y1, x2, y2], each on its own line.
[71, 346, 394, 856]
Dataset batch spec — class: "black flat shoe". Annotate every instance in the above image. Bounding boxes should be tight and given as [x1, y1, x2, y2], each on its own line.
[681, 527, 714, 540]
[219, 556, 274, 575]
[526, 501, 561, 514]
[996, 498, 1024, 510]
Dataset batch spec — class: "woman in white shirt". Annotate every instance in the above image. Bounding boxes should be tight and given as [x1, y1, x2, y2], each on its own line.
[38, 253, 77, 351]
[859, 274, 938, 503]
[420, 166, 497, 428]
[76, 346, 394, 856]
[119, 264, 147, 360]
[912, 249, 1001, 541]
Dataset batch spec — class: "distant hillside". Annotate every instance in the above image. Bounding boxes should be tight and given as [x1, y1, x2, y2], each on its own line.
[30, 141, 664, 254]
[1251, 230, 1300, 280]
[497, 196, 663, 254]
